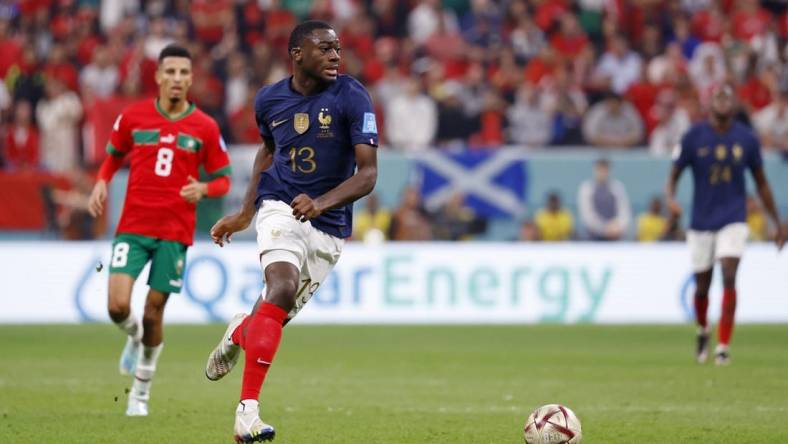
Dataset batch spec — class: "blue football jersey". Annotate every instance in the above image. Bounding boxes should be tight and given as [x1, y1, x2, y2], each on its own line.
[254, 75, 378, 238]
[674, 121, 762, 231]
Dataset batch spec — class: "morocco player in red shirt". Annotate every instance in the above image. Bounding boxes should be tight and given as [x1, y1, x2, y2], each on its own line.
[87, 45, 231, 416]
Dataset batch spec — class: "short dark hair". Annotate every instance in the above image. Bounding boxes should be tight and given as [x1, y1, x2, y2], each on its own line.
[288, 20, 334, 52]
[158, 44, 191, 63]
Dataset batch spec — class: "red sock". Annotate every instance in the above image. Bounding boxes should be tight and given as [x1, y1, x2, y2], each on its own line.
[694, 295, 709, 329]
[240, 303, 288, 401]
[231, 316, 251, 348]
[718, 288, 737, 346]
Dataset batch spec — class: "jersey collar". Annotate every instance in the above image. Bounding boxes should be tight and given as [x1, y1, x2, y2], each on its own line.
[286, 75, 340, 97]
[155, 98, 196, 121]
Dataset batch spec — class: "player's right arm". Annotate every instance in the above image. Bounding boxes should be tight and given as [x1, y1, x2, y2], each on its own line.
[665, 130, 693, 220]
[209, 137, 273, 247]
[89, 113, 132, 217]
[746, 135, 784, 250]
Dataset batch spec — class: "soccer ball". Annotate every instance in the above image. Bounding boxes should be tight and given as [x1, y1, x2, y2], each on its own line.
[523, 404, 582, 444]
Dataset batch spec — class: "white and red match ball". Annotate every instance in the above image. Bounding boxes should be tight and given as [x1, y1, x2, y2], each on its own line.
[523, 404, 582, 444]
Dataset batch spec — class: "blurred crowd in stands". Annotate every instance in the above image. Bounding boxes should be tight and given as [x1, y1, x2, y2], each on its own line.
[0, 0, 786, 240]
[354, 158, 784, 242]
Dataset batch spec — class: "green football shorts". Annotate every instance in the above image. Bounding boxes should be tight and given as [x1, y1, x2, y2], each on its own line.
[109, 233, 188, 294]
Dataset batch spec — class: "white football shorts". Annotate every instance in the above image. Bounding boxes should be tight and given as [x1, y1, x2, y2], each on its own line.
[255, 200, 344, 319]
[686, 222, 749, 273]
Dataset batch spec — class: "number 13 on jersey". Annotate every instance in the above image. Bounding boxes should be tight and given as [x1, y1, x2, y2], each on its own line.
[289, 146, 316, 173]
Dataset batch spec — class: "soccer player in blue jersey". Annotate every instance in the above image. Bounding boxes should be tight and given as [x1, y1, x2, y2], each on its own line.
[203, 21, 378, 442]
[666, 84, 783, 366]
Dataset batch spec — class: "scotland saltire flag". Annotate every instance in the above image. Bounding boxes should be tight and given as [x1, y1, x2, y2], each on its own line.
[415, 150, 527, 218]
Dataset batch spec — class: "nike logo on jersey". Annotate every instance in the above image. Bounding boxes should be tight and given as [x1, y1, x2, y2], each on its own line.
[271, 119, 289, 128]
[160, 134, 175, 144]
[257, 358, 272, 365]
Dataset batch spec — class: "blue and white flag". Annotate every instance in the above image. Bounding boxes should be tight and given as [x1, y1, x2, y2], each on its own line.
[415, 150, 527, 218]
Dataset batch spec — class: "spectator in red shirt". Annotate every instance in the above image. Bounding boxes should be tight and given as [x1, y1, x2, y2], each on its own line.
[489, 48, 523, 94]
[737, 55, 774, 112]
[425, 14, 468, 67]
[732, 0, 772, 42]
[263, 0, 297, 54]
[625, 66, 664, 135]
[0, 18, 23, 80]
[190, 50, 225, 116]
[191, 0, 234, 46]
[525, 46, 558, 86]
[470, 90, 506, 147]
[550, 13, 589, 60]
[43, 44, 79, 93]
[3, 100, 40, 170]
[534, 0, 569, 32]
[229, 89, 261, 144]
[691, 1, 727, 42]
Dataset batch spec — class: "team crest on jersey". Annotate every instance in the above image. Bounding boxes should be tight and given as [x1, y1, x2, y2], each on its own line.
[294, 113, 310, 134]
[715, 144, 727, 160]
[732, 144, 743, 162]
[318, 108, 332, 129]
[317, 108, 334, 138]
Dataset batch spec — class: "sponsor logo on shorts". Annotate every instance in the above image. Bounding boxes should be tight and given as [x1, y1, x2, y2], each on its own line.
[169, 279, 183, 287]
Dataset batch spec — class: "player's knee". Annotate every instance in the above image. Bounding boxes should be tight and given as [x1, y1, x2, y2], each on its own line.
[107, 302, 130, 323]
[265, 280, 298, 312]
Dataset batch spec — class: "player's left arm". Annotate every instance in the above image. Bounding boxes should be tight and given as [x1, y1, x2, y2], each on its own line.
[291, 144, 377, 222]
[751, 167, 784, 250]
[748, 133, 783, 250]
[180, 123, 232, 204]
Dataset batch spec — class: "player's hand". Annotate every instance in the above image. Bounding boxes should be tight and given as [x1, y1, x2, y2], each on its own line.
[210, 212, 254, 247]
[775, 226, 785, 252]
[666, 198, 682, 217]
[87, 180, 108, 218]
[180, 176, 208, 204]
[291, 193, 323, 222]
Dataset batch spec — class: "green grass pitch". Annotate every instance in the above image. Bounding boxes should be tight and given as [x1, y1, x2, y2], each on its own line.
[1, 324, 787, 443]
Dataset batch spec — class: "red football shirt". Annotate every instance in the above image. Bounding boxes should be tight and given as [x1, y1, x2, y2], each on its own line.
[106, 99, 231, 245]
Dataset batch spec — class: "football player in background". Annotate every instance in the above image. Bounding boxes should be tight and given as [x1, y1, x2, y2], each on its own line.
[666, 84, 783, 366]
[88, 44, 232, 415]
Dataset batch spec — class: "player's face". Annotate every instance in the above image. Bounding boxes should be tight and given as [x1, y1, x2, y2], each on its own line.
[295, 29, 341, 83]
[709, 85, 735, 119]
[156, 56, 193, 103]
[594, 163, 609, 182]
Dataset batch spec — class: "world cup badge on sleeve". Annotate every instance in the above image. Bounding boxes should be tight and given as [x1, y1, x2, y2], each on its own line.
[294, 113, 310, 134]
